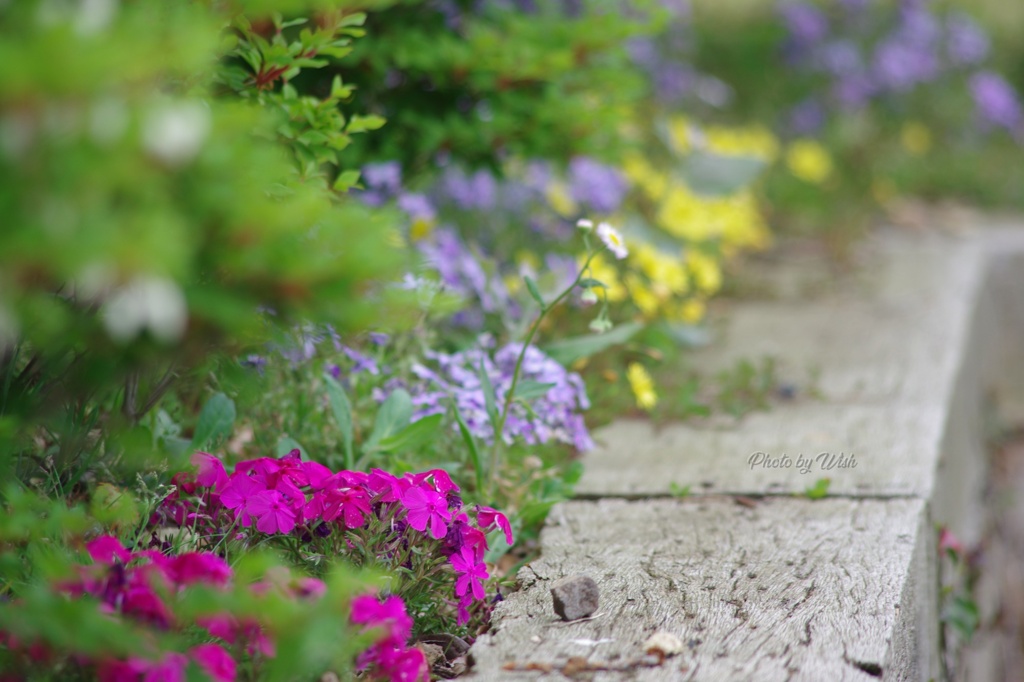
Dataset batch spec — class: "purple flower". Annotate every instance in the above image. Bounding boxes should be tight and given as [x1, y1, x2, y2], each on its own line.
[397, 192, 436, 223]
[362, 162, 402, 194]
[440, 167, 498, 211]
[402, 485, 452, 539]
[970, 71, 1022, 130]
[946, 14, 989, 66]
[342, 346, 380, 375]
[780, 2, 828, 46]
[477, 505, 513, 545]
[450, 545, 488, 601]
[351, 594, 413, 642]
[369, 332, 390, 346]
[788, 99, 825, 134]
[567, 157, 627, 213]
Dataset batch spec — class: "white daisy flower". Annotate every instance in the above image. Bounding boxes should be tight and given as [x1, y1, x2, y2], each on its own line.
[596, 222, 628, 259]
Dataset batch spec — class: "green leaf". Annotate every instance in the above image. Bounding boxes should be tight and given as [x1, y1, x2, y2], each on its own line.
[452, 402, 484, 493]
[523, 275, 545, 308]
[333, 169, 361, 193]
[669, 482, 691, 498]
[347, 114, 386, 134]
[324, 374, 354, 469]
[804, 477, 831, 500]
[543, 321, 643, 365]
[366, 389, 412, 449]
[374, 414, 443, 454]
[577, 277, 607, 289]
[512, 380, 555, 402]
[191, 393, 235, 450]
[276, 436, 306, 459]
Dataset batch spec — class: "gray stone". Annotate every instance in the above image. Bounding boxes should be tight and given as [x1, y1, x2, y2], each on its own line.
[550, 575, 599, 621]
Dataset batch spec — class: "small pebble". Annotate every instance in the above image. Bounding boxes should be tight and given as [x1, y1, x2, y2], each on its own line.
[550, 575, 599, 621]
[644, 631, 684, 659]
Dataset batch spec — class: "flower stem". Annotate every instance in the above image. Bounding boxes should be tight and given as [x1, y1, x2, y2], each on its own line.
[487, 250, 600, 497]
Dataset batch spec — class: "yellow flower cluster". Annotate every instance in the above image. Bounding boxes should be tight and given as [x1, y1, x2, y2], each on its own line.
[627, 363, 658, 411]
[785, 139, 833, 184]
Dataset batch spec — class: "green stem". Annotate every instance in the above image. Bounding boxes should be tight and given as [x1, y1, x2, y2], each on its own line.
[487, 250, 601, 497]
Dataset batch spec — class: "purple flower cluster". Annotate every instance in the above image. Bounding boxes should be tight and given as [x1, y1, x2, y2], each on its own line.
[778, 0, 1021, 136]
[406, 342, 594, 452]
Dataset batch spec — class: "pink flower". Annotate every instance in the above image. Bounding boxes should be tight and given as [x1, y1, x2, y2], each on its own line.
[190, 644, 236, 682]
[139, 652, 188, 682]
[381, 646, 429, 682]
[321, 487, 371, 529]
[476, 506, 513, 546]
[409, 469, 459, 496]
[401, 486, 451, 539]
[302, 460, 334, 490]
[367, 469, 403, 502]
[87, 536, 132, 565]
[292, 577, 326, 600]
[168, 552, 232, 587]
[450, 545, 488, 601]
[246, 490, 296, 534]
[191, 452, 228, 492]
[457, 593, 473, 626]
[939, 527, 964, 555]
[121, 585, 173, 629]
[220, 474, 265, 527]
[351, 594, 413, 642]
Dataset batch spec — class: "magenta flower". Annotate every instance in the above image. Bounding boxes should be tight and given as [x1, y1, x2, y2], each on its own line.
[401, 486, 451, 539]
[168, 552, 232, 587]
[121, 585, 173, 629]
[220, 474, 265, 527]
[191, 452, 228, 492]
[457, 593, 473, 627]
[351, 594, 413, 642]
[190, 643, 236, 682]
[87, 536, 132, 565]
[321, 487, 371, 529]
[246, 490, 297, 534]
[409, 468, 459, 496]
[380, 646, 429, 682]
[302, 460, 334, 490]
[450, 545, 488, 601]
[367, 468, 403, 502]
[476, 506, 513, 546]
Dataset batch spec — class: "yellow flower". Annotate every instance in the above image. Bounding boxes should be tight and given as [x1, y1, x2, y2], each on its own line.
[678, 298, 706, 323]
[668, 116, 693, 154]
[627, 362, 658, 411]
[581, 253, 627, 302]
[687, 251, 722, 294]
[901, 122, 932, 156]
[408, 218, 434, 242]
[545, 181, 578, 218]
[622, 152, 667, 201]
[657, 185, 717, 241]
[632, 244, 689, 295]
[626, 273, 660, 317]
[786, 139, 833, 184]
[706, 125, 780, 161]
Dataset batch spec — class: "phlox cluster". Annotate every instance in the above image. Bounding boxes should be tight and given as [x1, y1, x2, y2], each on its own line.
[405, 342, 594, 452]
[2, 534, 426, 682]
[158, 451, 513, 630]
[778, 0, 1021, 136]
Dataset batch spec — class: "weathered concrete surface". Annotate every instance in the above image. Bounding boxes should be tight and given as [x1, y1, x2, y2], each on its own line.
[469, 227, 1024, 681]
[472, 498, 935, 681]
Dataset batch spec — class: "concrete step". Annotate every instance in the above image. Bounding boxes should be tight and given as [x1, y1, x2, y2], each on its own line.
[468, 224, 1024, 681]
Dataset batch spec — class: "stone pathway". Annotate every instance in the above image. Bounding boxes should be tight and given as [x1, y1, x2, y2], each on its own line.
[468, 224, 1024, 681]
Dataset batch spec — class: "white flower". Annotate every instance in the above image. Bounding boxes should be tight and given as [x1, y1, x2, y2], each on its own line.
[596, 222, 628, 259]
[102, 276, 187, 343]
[142, 101, 210, 166]
[576, 218, 594, 231]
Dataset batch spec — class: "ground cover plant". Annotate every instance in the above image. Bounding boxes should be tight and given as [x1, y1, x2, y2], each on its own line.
[2, 0, 1023, 679]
